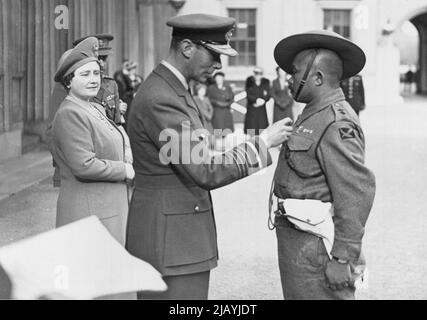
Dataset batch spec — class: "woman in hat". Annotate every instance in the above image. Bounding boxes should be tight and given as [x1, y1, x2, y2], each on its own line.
[244, 67, 271, 136]
[50, 37, 134, 246]
[206, 72, 235, 138]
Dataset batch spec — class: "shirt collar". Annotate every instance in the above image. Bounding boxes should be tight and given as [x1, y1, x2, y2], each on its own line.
[161, 60, 189, 90]
[296, 87, 345, 125]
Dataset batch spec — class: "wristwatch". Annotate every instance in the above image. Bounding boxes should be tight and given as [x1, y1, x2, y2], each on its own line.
[332, 256, 349, 264]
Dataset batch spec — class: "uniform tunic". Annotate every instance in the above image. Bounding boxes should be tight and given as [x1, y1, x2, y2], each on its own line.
[340, 75, 365, 115]
[273, 88, 376, 262]
[94, 75, 122, 125]
[126, 63, 272, 277]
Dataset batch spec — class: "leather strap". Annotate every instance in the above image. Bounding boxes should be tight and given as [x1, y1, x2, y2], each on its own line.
[294, 49, 318, 100]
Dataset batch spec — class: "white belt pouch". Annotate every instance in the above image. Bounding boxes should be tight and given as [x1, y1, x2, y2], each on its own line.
[283, 199, 334, 259]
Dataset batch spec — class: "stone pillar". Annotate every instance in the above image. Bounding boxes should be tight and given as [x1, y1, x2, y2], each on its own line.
[375, 34, 404, 105]
[137, 0, 178, 79]
[0, 0, 25, 162]
[417, 25, 427, 94]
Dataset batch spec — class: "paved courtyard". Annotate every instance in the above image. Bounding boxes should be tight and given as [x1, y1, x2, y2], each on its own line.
[1, 96, 427, 299]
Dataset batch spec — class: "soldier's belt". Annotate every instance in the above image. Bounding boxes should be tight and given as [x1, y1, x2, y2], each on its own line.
[277, 199, 334, 259]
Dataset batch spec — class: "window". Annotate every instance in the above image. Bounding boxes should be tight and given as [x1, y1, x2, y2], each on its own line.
[323, 9, 351, 39]
[228, 9, 256, 66]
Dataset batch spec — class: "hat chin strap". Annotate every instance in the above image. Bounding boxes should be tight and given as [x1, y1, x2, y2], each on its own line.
[294, 49, 318, 101]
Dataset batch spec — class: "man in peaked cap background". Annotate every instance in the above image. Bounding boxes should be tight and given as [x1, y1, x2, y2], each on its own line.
[126, 13, 293, 300]
[270, 30, 376, 299]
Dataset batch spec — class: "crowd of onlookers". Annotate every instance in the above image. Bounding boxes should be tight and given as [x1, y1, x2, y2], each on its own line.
[188, 66, 296, 150]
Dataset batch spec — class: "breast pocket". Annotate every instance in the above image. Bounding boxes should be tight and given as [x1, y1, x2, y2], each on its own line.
[285, 135, 322, 178]
[161, 187, 217, 268]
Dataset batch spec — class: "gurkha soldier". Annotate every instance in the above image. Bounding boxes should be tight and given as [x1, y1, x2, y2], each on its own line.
[271, 30, 376, 300]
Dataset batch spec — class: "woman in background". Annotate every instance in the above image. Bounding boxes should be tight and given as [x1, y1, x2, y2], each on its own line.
[207, 72, 235, 138]
[244, 67, 271, 136]
[50, 37, 134, 246]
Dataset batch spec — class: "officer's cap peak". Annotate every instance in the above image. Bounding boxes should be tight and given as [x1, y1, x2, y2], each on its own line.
[73, 33, 114, 46]
[167, 14, 235, 30]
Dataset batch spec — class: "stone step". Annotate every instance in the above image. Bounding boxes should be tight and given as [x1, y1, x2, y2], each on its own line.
[0, 149, 53, 202]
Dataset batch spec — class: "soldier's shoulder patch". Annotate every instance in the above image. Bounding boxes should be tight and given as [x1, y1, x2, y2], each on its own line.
[339, 127, 356, 140]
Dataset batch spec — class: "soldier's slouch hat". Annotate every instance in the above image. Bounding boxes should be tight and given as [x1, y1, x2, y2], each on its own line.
[274, 30, 366, 80]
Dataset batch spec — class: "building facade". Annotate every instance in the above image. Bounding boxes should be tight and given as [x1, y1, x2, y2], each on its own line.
[1, 0, 427, 162]
[0, 0, 179, 162]
[180, 0, 427, 104]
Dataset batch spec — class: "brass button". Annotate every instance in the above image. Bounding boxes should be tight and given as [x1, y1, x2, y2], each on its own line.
[194, 205, 200, 213]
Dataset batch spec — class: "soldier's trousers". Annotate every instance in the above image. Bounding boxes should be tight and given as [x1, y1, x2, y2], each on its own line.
[275, 216, 355, 300]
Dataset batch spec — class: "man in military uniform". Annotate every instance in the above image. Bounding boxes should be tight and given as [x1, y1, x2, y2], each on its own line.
[126, 14, 293, 300]
[340, 74, 365, 115]
[271, 30, 376, 299]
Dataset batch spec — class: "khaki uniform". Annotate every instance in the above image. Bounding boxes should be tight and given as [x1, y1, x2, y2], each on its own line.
[273, 88, 376, 299]
[94, 75, 122, 125]
[340, 75, 365, 115]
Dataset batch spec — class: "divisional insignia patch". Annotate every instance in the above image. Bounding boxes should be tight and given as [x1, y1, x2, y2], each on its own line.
[339, 127, 356, 140]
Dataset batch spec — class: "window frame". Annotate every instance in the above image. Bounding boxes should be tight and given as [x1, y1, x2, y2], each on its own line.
[228, 8, 257, 67]
[323, 9, 352, 39]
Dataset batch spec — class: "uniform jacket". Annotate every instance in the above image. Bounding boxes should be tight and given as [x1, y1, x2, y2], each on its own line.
[244, 77, 271, 133]
[273, 88, 376, 263]
[94, 75, 122, 125]
[50, 97, 130, 245]
[340, 75, 365, 114]
[126, 63, 272, 276]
